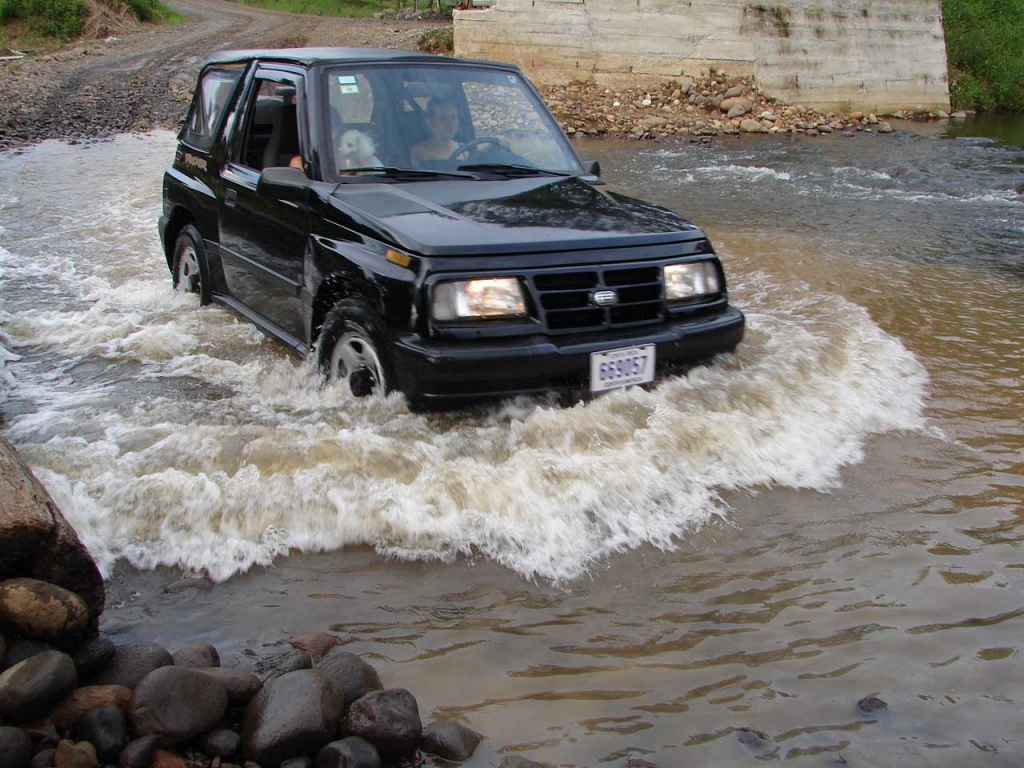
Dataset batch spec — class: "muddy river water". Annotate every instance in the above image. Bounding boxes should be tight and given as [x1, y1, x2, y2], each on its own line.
[1, 123, 1022, 766]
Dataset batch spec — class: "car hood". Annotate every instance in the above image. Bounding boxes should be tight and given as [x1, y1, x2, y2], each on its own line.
[327, 175, 702, 256]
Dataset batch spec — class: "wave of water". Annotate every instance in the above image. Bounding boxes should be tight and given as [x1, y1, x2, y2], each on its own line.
[0, 134, 929, 583]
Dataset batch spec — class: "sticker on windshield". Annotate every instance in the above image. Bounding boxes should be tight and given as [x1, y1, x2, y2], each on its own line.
[339, 85, 360, 95]
[337, 75, 357, 84]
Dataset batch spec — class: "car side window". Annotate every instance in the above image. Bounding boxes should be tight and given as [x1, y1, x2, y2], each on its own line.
[238, 77, 304, 172]
[182, 66, 244, 151]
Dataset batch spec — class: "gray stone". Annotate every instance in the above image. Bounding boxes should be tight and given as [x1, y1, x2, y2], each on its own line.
[316, 737, 380, 768]
[314, 651, 382, 713]
[739, 119, 763, 133]
[726, 104, 747, 119]
[723, 85, 744, 99]
[0, 651, 78, 722]
[2, 639, 51, 670]
[421, 721, 483, 761]
[0, 438, 104, 632]
[255, 649, 312, 682]
[242, 669, 344, 768]
[0, 726, 33, 768]
[0, 579, 90, 644]
[857, 694, 888, 714]
[195, 668, 263, 704]
[345, 689, 421, 759]
[88, 643, 173, 689]
[117, 735, 159, 768]
[72, 706, 129, 763]
[878, 122, 894, 134]
[69, 638, 115, 679]
[281, 758, 313, 768]
[171, 643, 218, 669]
[719, 96, 750, 113]
[31, 748, 56, 768]
[130, 666, 229, 747]
[951, 111, 968, 119]
[199, 728, 241, 759]
[498, 758, 545, 768]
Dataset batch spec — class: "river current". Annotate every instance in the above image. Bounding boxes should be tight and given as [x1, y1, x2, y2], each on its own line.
[0, 123, 1021, 766]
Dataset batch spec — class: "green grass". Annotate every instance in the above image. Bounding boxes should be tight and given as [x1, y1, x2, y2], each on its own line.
[0, 0, 89, 40]
[231, 0, 383, 18]
[228, 0, 449, 19]
[417, 25, 451, 54]
[943, 0, 1024, 112]
[123, 0, 185, 24]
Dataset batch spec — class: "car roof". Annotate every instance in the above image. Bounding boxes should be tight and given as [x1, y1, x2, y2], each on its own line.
[205, 47, 519, 71]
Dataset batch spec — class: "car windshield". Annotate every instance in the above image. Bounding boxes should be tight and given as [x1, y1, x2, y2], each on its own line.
[321, 63, 583, 180]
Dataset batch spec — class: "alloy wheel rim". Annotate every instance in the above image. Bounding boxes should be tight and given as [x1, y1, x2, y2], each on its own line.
[330, 331, 386, 396]
[177, 244, 201, 294]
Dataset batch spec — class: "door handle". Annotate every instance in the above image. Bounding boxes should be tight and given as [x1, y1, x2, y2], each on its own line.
[225, 189, 238, 207]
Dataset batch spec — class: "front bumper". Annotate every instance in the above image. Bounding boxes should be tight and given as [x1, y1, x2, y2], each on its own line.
[392, 307, 744, 404]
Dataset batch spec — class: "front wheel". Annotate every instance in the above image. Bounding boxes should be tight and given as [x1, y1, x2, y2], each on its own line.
[171, 224, 212, 306]
[317, 301, 393, 399]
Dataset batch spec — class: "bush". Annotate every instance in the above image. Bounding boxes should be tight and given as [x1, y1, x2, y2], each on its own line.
[417, 26, 453, 55]
[122, 0, 168, 22]
[943, 0, 1024, 112]
[1, 0, 88, 38]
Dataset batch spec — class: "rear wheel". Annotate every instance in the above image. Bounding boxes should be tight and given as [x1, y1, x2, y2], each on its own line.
[318, 301, 393, 399]
[171, 224, 212, 306]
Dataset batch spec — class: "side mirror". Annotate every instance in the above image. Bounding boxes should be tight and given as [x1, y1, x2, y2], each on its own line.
[582, 160, 601, 177]
[257, 166, 311, 202]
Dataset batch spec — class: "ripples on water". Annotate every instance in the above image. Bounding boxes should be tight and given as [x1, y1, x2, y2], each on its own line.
[1, 126, 1022, 765]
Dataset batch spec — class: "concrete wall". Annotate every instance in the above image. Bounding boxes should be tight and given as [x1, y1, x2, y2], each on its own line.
[454, 0, 950, 112]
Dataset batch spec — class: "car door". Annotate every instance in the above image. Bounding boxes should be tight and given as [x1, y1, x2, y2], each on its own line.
[218, 67, 309, 345]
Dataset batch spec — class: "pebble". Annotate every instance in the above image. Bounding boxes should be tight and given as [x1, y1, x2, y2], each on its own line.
[346, 689, 422, 759]
[171, 643, 219, 669]
[0, 652, 79, 723]
[129, 666, 229, 746]
[87, 642, 173, 689]
[0, 726, 33, 768]
[420, 721, 483, 761]
[53, 740, 97, 768]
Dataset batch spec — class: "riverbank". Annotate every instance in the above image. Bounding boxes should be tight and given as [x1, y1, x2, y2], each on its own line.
[0, 4, 972, 151]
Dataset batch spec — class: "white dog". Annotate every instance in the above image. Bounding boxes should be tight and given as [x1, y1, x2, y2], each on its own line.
[337, 129, 382, 169]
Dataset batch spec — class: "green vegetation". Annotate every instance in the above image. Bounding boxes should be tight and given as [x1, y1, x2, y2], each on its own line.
[122, 0, 183, 23]
[0, 0, 89, 41]
[230, 0, 448, 18]
[417, 25, 452, 54]
[943, 0, 1024, 112]
[0, 0, 182, 45]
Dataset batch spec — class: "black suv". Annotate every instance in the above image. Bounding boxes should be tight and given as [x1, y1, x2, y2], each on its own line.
[159, 48, 744, 408]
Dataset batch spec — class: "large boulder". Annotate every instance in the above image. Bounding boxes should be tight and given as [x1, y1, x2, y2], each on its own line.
[171, 643, 218, 669]
[68, 638, 115, 679]
[0, 579, 90, 645]
[87, 643, 173, 689]
[316, 737, 380, 768]
[72, 706, 129, 763]
[129, 667, 229, 747]
[194, 668, 262, 705]
[345, 689, 421, 759]
[242, 669, 344, 768]
[314, 651, 381, 713]
[0, 438, 104, 632]
[50, 685, 132, 731]
[420, 721, 483, 761]
[0, 651, 78, 722]
[0, 726, 33, 768]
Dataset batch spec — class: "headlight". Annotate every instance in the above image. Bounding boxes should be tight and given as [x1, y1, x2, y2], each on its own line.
[663, 261, 721, 301]
[432, 278, 527, 321]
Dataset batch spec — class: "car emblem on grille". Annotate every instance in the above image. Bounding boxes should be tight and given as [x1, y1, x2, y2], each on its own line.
[591, 290, 618, 307]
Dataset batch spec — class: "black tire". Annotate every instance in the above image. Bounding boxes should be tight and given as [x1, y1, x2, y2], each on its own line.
[317, 300, 394, 399]
[171, 224, 212, 306]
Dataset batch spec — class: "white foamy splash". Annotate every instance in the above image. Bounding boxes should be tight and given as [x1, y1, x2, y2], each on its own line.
[0, 134, 929, 583]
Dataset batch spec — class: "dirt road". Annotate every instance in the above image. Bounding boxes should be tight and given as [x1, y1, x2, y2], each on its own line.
[0, 0, 445, 148]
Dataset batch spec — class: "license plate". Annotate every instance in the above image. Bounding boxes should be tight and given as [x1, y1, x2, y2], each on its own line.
[589, 344, 656, 393]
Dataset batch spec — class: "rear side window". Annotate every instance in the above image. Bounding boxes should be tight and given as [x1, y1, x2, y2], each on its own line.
[182, 66, 245, 150]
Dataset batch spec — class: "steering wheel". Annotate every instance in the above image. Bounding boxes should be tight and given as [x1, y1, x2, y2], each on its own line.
[450, 136, 504, 161]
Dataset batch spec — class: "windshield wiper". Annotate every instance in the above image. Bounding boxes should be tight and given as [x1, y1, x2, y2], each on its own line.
[455, 163, 570, 177]
[340, 166, 479, 180]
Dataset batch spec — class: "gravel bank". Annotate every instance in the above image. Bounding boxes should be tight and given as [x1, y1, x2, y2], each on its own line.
[0, 0, 447, 149]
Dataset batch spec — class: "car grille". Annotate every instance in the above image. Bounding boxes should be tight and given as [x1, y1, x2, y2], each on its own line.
[530, 264, 664, 333]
